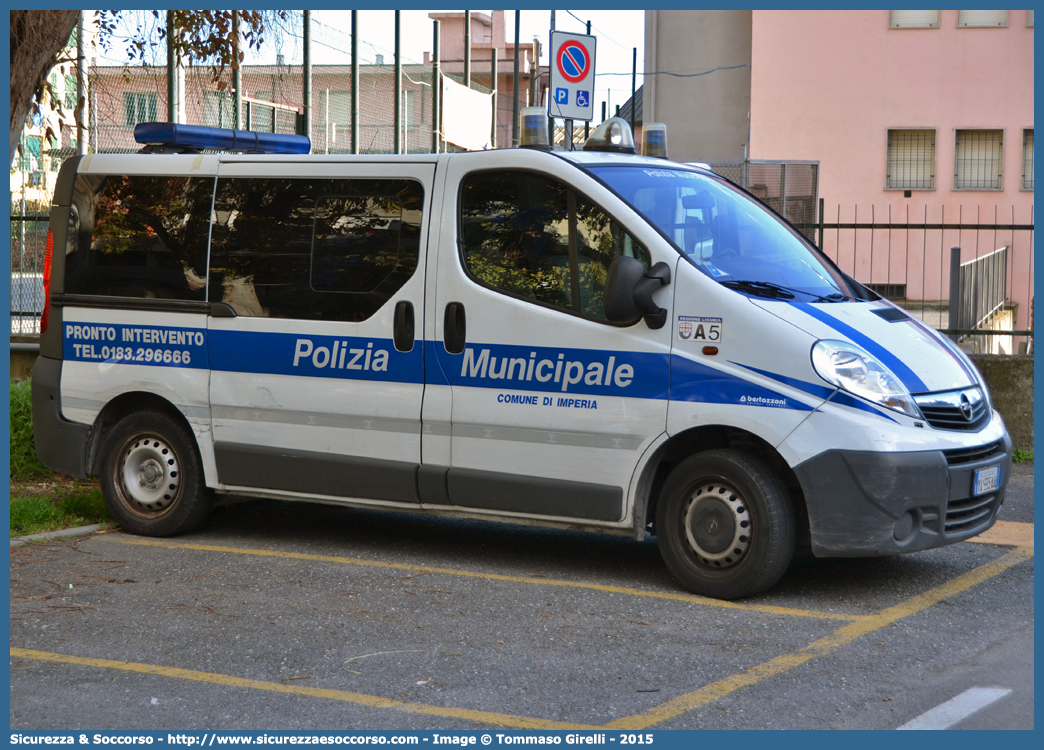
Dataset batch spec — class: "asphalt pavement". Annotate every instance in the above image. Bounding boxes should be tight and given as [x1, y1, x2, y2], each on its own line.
[9, 463, 1034, 730]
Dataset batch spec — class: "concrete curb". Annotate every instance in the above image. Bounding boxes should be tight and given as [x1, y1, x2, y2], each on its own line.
[10, 524, 103, 548]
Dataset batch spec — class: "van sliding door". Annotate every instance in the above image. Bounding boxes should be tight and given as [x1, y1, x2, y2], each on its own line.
[206, 161, 434, 505]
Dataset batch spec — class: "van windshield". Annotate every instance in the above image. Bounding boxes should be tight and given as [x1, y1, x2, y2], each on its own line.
[587, 166, 860, 302]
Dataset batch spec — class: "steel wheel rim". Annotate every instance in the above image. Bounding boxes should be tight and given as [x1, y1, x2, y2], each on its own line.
[683, 480, 751, 569]
[116, 433, 182, 518]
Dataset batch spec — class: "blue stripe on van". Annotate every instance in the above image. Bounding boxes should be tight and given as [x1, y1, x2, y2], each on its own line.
[437, 342, 671, 400]
[730, 361, 835, 401]
[732, 360, 900, 422]
[791, 303, 928, 393]
[670, 356, 813, 411]
[425, 341, 450, 387]
[208, 330, 424, 383]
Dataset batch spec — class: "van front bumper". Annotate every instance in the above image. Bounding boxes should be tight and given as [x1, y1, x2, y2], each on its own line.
[31, 356, 90, 479]
[793, 432, 1012, 557]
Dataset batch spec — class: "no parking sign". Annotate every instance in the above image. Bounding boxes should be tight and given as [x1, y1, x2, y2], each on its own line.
[549, 30, 597, 120]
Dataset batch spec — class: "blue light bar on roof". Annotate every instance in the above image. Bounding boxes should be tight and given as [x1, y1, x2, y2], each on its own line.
[133, 123, 311, 155]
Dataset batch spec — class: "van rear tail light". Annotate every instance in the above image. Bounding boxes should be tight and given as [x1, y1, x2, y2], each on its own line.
[41, 228, 53, 334]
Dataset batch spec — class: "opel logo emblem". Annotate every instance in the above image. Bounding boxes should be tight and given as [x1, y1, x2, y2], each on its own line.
[706, 519, 719, 534]
[959, 393, 973, 421]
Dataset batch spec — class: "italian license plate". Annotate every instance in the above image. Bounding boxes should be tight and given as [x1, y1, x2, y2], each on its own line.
[973, 465, 1000, 495]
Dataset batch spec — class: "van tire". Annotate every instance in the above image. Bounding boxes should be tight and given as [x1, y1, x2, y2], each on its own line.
[656, 450, 794, 600]
[99, 410, 212, 537]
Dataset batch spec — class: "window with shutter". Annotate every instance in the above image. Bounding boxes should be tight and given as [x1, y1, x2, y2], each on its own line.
[957, 10, 1009, 27]
[888, 10, 940, 28]
[886, 130, 935, 189]
[954, 130, 1004, 190]
[1023, 130, 1034, 191]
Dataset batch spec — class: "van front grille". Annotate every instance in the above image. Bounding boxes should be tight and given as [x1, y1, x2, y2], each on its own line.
[914, 388, 989, 431]
[942, 441, 1004, 465]
[944, 493, 999, 535]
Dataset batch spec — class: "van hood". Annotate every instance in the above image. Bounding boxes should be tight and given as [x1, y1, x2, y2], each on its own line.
[751, 299, 979, 394]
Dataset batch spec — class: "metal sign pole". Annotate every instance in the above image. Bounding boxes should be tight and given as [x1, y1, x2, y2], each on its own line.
[512, 10, 520, 147]
[630, 47, 636, 133]
[351, 10, 359, 154]
[548, 11, 555, 147]
[491, 48, 498, 149]
[432, 20, 441, 154]
[584, 20, 591, 141]
[394, 11, 402, 154]
[464, 10, 471, 88]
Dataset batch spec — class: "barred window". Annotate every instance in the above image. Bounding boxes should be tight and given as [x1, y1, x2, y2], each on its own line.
[954, 130, 1004, 190]
[957, 10, 1009, 28]
[886, 129, 935, 189]
[123, 92, 157, 129]
[888, 10, 939, 28]
[1029, 10, 1035, 27]
[1023, 130, 1034, 191]
[203, 92, 235, 129]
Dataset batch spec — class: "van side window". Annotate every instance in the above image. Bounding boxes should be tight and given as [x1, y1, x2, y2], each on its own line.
[459, 171, 572, 309]
[460, 171, 648, 320]
[63, 175, 212, 301]
[209, 178, 422, 320]
[574, 193, 648, 318]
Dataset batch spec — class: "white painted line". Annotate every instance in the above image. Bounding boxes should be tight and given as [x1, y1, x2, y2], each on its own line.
[897, 687, 1013, 730]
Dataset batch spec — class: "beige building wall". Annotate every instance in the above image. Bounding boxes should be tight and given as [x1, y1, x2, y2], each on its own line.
[644, 10, 751, 161]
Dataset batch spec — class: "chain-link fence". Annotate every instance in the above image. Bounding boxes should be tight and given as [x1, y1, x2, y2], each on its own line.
[697, 158, 820, 242]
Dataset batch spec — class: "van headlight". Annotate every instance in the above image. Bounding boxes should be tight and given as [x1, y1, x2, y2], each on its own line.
[811, 340, 922, 419]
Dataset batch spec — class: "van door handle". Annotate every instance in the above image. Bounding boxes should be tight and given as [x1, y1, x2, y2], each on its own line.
[394, 301, 414, 352]
[443, 302, 466, 354]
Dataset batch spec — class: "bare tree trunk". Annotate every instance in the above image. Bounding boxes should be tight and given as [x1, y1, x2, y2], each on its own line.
[10, 9, 80, 161]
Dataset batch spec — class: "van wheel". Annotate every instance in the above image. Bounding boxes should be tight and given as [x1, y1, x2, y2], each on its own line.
[99, 410, 212, 537]
[656, 450, 794, 600]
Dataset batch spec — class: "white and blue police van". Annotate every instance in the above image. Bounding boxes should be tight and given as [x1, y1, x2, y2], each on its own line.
[32, 116, 1011, 599]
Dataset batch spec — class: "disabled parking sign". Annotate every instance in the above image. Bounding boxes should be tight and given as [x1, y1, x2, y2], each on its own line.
[549, 31, 596, 121]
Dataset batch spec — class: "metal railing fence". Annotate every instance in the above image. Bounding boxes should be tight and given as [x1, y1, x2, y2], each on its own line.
[799, 203, 1034, 354]
[951, 245, 1008, 331]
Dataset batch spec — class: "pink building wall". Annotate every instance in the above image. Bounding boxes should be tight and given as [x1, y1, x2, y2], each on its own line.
[749, 10, 1033, 325]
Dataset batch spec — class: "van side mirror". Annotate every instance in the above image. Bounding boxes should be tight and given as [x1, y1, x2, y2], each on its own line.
[603, 257, 671, 329]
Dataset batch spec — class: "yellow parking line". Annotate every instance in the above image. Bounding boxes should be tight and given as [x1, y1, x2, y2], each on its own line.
[112, 537, 863, 622]
[11, 547, 1031, 729]
[9, 648, 598, 730]
[966, 520, 1034, 548]
[605, 546, 1034, 729]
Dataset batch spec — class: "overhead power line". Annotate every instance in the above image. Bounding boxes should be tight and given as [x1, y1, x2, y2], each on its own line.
[597, 64, 749, 77]
[563, 9, 642, 60]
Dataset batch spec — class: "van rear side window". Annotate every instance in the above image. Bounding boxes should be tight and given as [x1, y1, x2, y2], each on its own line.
[209, 177, 423, 321]
[64, 174, 212, 301]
